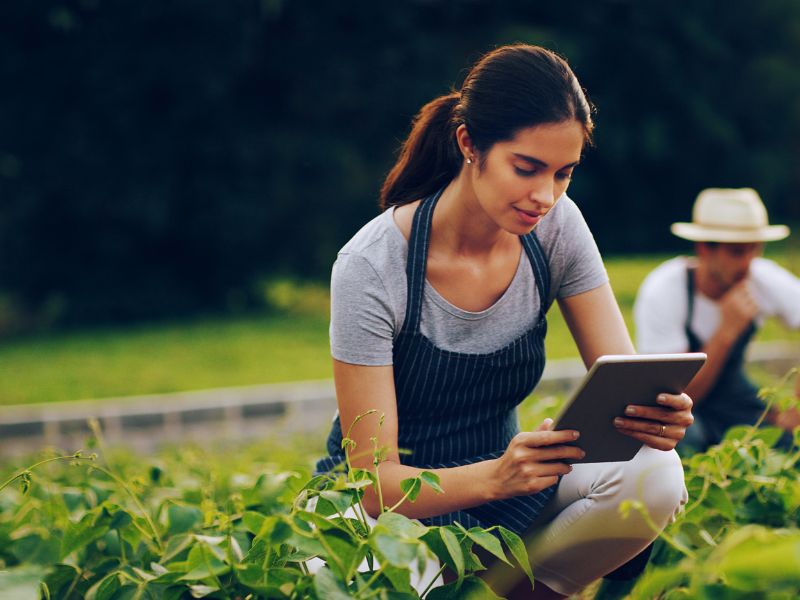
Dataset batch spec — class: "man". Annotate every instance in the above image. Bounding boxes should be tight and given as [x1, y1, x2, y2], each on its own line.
[634, 188, 800, 450]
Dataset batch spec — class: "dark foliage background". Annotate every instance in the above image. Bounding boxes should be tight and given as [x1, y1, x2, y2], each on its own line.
[1, 0, 799, 325]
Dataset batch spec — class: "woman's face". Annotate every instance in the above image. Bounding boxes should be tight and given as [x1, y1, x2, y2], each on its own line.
[468, 120, 585, 235]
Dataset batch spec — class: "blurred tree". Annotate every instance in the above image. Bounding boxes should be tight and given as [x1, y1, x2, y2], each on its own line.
[0, 0, 798, 326]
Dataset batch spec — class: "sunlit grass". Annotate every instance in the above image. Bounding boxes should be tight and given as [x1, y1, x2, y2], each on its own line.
[2, 252, 797, 406]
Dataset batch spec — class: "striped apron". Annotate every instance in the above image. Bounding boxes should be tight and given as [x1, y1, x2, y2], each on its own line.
[316, 189, 555, 534]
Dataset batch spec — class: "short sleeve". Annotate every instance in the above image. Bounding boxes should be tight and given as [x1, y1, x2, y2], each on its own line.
[633, 270, 690, 354]
[329, 253, 396, 365]
[753, 259, 800, 329]
[553, 199, 608, 299]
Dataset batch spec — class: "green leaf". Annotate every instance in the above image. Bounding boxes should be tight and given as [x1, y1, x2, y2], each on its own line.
[399, 477, 422, 503]
[167, 504, 203, 535]
[371, 532, 419, 568]
[440, 527, 465, 582]
[381, 564, 413, 593]
[188, 584, 219, 598]
[497, 527, 534, 589]
[377, 511, 428, 539]
[717, 527, 800, 591]
[419, 471, 444, 494]
[320, 528, 365, 579]
[313, 566, 352, 600]
[704, 484, 736, 520]
[179, 544, 231, 581]
[60, 510, 111, 559]
[750, 426, 784, 448]
[426, 575, 503, 599]
[41, 564, 80, 599]
[108, 509, 132, 531]
[464, 528, 509, 566]
[319, 490, 357, 515]
[85, 572, 120, 600]
[161, 533, 194, 563]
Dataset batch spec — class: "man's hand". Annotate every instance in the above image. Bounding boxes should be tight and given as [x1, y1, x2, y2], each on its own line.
[719, 280, 759, 340]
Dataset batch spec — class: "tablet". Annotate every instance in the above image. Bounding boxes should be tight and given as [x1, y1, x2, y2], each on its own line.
[552, 353, 706, 463]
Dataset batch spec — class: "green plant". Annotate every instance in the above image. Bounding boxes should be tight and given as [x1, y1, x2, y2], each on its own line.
[0, 413, 533, 599]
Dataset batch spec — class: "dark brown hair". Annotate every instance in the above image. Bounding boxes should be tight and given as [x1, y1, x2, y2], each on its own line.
[380, 44, 594, 209]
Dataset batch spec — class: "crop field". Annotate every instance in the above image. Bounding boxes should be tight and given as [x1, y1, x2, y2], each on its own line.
[1, 369, 798, 598]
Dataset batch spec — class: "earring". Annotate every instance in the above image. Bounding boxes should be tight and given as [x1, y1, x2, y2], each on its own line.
[466, 156, 473, 165]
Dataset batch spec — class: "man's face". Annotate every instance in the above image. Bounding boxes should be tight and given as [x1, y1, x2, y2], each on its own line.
[697, 242, 763, 291]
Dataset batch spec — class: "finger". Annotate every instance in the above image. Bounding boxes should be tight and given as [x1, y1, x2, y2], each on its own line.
[614, 418, 684, 440]
[516, 430, 580, 448]
[655, 392, 693, 411]
[536, 418, 554, 432]
[532, 462, 574, 477]
[530, 445, 586, 462]
[623, 405, 694, 426]
[616, 428, 676, 451]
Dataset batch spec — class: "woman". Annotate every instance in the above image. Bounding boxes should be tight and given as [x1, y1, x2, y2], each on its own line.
[316, 44, 693, 598]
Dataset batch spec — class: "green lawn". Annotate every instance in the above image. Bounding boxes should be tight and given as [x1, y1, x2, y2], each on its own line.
[3, 252, 798, 406]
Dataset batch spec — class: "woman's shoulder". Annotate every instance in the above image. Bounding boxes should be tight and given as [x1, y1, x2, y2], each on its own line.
[339, 206, 408, 257]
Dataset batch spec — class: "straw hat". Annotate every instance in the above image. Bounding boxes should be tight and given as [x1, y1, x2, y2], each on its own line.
[671, 188, 790, 243]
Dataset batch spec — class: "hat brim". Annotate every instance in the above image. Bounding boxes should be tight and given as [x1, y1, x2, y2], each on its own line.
[671, 222, 790, 243]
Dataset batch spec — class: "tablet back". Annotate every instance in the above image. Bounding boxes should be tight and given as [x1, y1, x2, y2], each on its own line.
[553, 354, 706, 463]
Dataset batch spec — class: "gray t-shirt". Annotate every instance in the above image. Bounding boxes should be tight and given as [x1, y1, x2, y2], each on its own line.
[331, 195, 608, 365]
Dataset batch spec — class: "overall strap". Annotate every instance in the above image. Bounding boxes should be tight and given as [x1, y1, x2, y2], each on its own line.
[684, 265, 703, 352]
[401, 190, 443, 333]
[521, 231, 551, 319]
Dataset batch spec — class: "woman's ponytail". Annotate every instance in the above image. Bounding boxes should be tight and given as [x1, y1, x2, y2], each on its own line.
[379, 46, 594, 211]
[380, 92, 462, 210]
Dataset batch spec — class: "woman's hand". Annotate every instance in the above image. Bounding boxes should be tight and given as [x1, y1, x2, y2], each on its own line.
[613, 392, 694, 451]
[487, 419, 585, 501]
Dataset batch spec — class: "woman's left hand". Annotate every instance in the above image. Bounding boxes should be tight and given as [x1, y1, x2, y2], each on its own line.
[613, 392, 694, 451]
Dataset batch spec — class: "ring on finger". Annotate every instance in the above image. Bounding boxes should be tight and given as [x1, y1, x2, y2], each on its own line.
[658, 424, 666, 437]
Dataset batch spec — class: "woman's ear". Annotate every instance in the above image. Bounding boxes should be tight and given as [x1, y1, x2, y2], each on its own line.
[455, 123, 475, 162]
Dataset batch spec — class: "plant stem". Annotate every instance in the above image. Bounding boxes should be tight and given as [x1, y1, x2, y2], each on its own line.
[420, 563, 448, 597]
[0, 454, 94, 493]
[89, 464, 164, 553]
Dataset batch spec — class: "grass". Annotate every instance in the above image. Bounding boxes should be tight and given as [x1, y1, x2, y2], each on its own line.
[2, 251, 798, 406]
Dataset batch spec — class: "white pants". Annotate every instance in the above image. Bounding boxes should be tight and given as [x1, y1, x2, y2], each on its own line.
[514, 445, 688, 596]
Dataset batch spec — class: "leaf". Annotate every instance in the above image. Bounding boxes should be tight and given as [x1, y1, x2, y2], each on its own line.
[60, 510, 111, 559]
[84, 572, 121, 600]
[161, 533, 194, 563]
[440, 527, 465, 582]
[189, 584, 219, 598]
[313, 566, 352, 600]
[319, 528, 365, 579]
[241, 511, 267, 535]
[167, 504, 203, 535]
[426, 575, 504, 599]
[497, 527, 534, 589]
[399, 477, 423, 503]
[381, 564, 413, 593]
[319, 490, 357, 515]
[179, 544, 231, 581]
[704, 484, 736, 520]
[377, 511, 428, 539]
[717, 527, 800, 591]
[419, 471, 444, 494]
[464, 528, 510, 566]
[371, 532, 419, 568]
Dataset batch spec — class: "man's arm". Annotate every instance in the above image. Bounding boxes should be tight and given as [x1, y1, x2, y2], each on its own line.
[686, 280, 759, 404]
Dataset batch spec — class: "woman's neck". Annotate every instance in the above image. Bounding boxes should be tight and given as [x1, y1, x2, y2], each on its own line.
[431, 173, 514, 258]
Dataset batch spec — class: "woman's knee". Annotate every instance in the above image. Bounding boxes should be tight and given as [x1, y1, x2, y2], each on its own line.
[624, 446, 687, 527]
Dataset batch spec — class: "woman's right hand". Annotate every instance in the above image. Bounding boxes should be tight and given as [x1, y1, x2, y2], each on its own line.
[488, 419, 584, 500]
